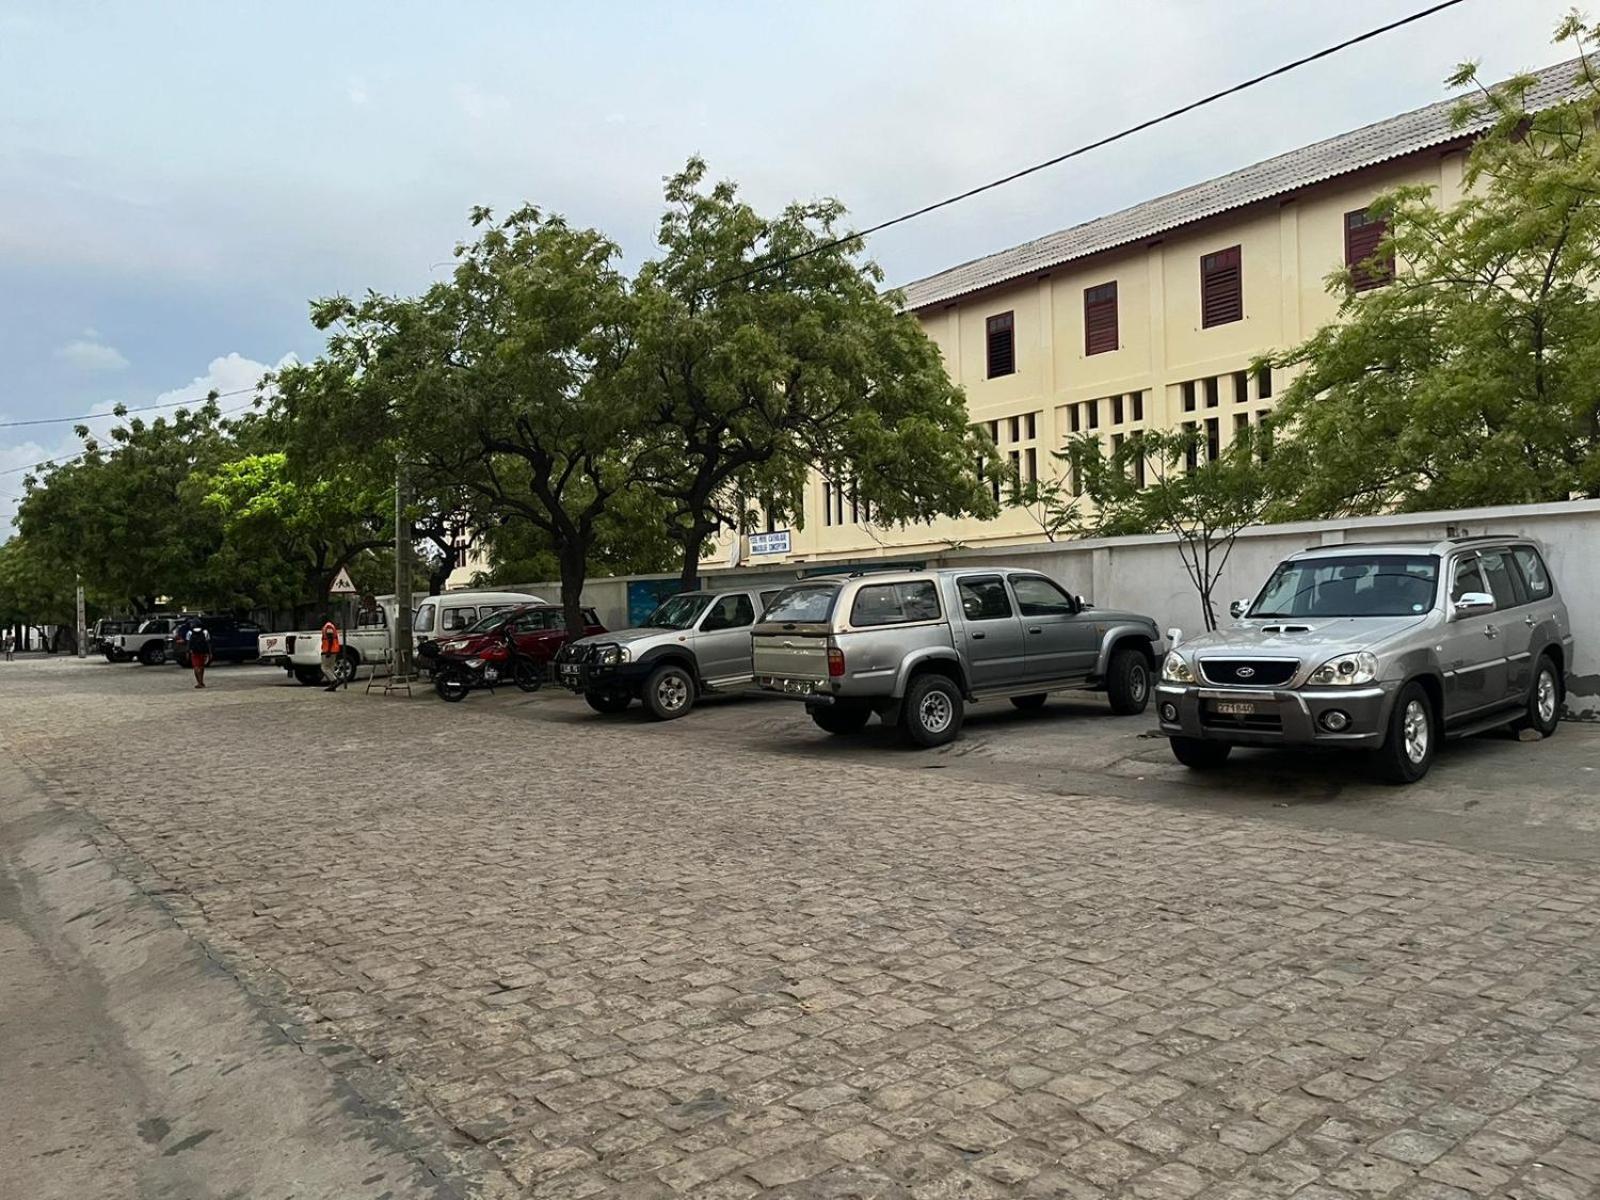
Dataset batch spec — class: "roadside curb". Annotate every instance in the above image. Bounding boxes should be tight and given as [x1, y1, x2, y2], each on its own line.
[0, 748, 517, 1200]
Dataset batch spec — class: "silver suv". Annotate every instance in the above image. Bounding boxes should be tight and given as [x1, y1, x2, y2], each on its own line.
[1156, 536, 1573, 783]
[753, 568, 1161, 747]
[555, 587, 783, 719]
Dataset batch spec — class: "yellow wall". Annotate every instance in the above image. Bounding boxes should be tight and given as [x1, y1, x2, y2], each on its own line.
[709, 148, 1468, 571]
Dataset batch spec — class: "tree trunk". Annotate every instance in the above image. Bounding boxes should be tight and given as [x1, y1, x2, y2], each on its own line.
[427, 561, 452, 597]
[558, 542, 588, 638]
[677, 519, 714, 594]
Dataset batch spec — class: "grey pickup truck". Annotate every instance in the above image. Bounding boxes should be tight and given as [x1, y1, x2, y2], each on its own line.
[752, 567, 1162, 747]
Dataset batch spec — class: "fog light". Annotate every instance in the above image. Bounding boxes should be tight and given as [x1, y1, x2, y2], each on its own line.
[1160, 702, 1179, 722]
[1320, 709, 1351, 732]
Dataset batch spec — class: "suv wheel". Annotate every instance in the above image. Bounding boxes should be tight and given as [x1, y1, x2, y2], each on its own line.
[139, 643, 166, 666]
[584, 689, 632, 715]
[1106, 648, 1152, 715]
[1170, 736, 1232, 770]
[1514, 654, 1562, 738]
[1010, 694, 1048, 712]
[643, 664, 696, 720]
[811, 703, 872, 735]
[900, 673, 963, 748]
[1375, 681, 1437, 784]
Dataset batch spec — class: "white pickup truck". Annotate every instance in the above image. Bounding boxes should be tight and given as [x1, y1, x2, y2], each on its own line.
[259, 609, 392, 686]
[259, 590, 546, 685]
[107, 614, 187, 665]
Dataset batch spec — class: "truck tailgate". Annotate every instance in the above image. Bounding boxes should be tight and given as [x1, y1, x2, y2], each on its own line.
[752, 632, 830, 682]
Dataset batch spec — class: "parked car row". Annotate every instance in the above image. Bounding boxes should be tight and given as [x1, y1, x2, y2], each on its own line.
[549, 534, 1572, 784]
[97, 535, 1574, 787]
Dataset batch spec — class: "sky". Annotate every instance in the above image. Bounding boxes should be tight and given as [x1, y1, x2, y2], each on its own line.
[0, 0, 1579, 528]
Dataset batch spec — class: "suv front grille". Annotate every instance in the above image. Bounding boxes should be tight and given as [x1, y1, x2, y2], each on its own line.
[1199, 658, 1298, 687]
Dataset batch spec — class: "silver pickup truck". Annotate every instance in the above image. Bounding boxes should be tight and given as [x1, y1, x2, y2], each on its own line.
[752, 567, 1162, 747]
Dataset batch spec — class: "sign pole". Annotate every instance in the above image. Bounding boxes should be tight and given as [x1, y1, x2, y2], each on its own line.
[393, 461, 414, 681]
[75, 576, 86, 659]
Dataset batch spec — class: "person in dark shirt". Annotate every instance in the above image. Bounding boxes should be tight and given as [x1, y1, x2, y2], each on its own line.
[186, 621, 213, 689]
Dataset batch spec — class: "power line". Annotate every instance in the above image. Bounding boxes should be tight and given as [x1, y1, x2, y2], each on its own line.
[0, 399, 260, 478]
[0, 385, 261, 430]
[722, 0, 1473, 286]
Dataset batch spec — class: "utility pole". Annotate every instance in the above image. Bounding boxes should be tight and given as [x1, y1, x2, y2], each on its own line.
[75, 576, 86, 659]
[393, 461, 414, 680]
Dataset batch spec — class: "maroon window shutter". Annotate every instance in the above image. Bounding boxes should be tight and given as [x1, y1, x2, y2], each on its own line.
[1345, 209, 1393, 291]
[1200, 245, 1242, 327]
[985, 312, 1015, 378]
[1084, 282, 1118, 355]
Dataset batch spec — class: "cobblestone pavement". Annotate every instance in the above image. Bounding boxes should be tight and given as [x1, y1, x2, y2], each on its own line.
[4, 658, 1600, 1199]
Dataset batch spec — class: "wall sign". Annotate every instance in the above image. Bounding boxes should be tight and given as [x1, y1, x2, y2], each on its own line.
[748, 530, 791, 556]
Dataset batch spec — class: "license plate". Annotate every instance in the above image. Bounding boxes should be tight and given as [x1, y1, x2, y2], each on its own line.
[560, 664, 580, 679]
[1215, 702, 1256, 715]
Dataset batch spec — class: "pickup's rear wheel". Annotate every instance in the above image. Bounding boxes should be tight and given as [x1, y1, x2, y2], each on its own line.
[900, 673, 963, 748]
[811, 702, 873, 735]
[1106, 647, 1152, 715]
[1170, 736, 1232, 770]
[335, 650, 359, 685]
[584, 689, 632, 714]
[643, 664, 696, 720]
[1010, 694, 1048, 712]
[1513, 654, 1562, 738]
[293, 665, 323, 686]
[138, 643, 166, 666]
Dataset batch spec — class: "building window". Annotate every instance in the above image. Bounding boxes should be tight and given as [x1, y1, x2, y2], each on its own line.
[1184, 422, 1199, 472]
[1131, 391, 1144, 422]
[1182, 380, 1196, 412]
[1256, 366, 1272, 399]
[1133, 450, 1146, 489]
[1024, 412, 1036, 440]
[1068, 404, 1081, 433]
[986, 311, 1015, 377]
[1009, 415, 1020, 443]
[1232, 370, 1249, 405]
[987, 419, 1000, 443]
[1201, 245, 1243, 327]
[1204, 377, 1219, 408]
[1008, 450, 1021, 498]
[1084, 282, 1118, 356]
[1205, 417, 1220, 463]
[1234, 412, 1250, 435]
[1111, 394, 1124, 425]
[1087, 399, 1099, 430]
[1345, 209, 1393, 291]
[1025, 447, 1036, 484]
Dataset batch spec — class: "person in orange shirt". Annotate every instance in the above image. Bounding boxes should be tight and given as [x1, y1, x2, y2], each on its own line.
[320, 616, 345, 691]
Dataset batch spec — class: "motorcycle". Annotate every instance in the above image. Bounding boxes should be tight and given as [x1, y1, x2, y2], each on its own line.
[432, 632, 544, 702]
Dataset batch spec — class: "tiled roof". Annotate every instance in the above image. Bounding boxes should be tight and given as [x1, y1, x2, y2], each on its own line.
[898, 57, 1587, 311]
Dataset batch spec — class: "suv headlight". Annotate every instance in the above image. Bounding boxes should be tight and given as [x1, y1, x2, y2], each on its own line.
[1307, 651, 1378, 686]
[596, 644, 629, 665]
[440, 639, 468, 653]
[1161, 652, 1194, 683]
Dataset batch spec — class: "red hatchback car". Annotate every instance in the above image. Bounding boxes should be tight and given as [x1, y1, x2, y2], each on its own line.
[430, 604, 606, 668]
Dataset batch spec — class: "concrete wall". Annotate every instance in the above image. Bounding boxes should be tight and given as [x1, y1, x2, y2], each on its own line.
[523, 499, 1600, 718]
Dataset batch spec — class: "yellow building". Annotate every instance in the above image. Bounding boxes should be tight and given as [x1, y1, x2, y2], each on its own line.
[712, 57, 1578, 572]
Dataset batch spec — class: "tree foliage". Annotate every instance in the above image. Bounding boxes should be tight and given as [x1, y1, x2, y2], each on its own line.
[629, 159, 998, 588]
[1269, 30, 1600, 514]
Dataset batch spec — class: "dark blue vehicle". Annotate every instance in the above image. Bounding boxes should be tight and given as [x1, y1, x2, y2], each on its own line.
[166, 615, 265, 667]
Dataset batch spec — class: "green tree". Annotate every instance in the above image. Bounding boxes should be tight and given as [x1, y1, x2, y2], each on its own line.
[1047, 427, 1274, 632]
[629, 159, 999, 590]
[15, 401, 231, 612]
[0, 535, 84, 648]
[1269, 28, 1600, 515]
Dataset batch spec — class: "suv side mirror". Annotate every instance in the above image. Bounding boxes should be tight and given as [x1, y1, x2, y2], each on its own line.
[1452, 591, 1495, 617]
[1228, 598, 1251, 619]
[1073, 595, 1091, 613]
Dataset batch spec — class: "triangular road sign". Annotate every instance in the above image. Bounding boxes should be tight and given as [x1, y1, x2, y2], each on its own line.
[329, 567, 358, 595]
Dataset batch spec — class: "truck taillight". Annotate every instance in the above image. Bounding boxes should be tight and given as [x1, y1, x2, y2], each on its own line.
[827, 647, 845, 678]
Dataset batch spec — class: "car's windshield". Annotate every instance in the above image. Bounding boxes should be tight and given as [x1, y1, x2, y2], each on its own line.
[643, 594, 712, 630]
[1250, 554, 1439, 619]
[763, 584, 840, 623]
[464, 608, 513, 634]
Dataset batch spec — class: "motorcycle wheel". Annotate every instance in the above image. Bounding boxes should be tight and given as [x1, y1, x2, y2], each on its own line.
[435, 671, 470, 703]
[513, 660, 543, 693]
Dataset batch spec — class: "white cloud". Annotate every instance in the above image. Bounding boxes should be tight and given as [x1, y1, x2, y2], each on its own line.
[455, 84, 509, 123]
[151, 350, 294, 409]
[54, 338, 128, 372]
